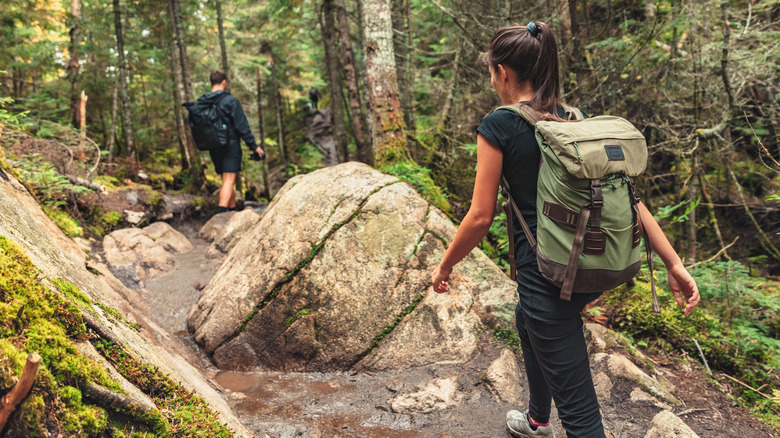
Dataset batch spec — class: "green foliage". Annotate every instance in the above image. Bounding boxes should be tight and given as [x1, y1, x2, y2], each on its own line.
[15, 154, 89, 208]
[492, 326, 521, 351]
[381, 162, 451, 213]
[285, 309, 313, 328]
[605, 260, 779, 417]
[654, 198, 701, 223]
[479, 207, 510, 273]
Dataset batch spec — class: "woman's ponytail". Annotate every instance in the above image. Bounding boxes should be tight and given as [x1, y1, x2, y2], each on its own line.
[484, 21, 561, 114]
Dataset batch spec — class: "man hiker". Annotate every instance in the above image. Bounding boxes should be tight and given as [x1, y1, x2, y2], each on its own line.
[309, 87, 321, 110]
[197, 70, 264, 213]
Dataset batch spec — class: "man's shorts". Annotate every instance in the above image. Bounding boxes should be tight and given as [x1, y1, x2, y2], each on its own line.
[209, 142, 242, 174]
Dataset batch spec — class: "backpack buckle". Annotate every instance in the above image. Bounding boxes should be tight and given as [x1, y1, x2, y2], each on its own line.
[590, 180, 604, 208]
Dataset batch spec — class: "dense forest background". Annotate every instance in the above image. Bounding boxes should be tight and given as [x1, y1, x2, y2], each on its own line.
[1, 0, 779, 428]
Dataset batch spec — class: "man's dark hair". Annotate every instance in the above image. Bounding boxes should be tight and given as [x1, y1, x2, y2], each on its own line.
[210, 70, 228, 85]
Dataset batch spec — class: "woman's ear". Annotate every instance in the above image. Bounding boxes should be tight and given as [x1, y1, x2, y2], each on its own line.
[496, 64, 508, 83]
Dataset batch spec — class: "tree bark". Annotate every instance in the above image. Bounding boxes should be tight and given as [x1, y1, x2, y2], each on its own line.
[269, 51, 288, 164]
[440, 41, 461, 129]
[113, 0, 135, 160]
[320, 0, 348, 162]
[171, 0, 193, 102]
[257, 67, 271, 198]
[360, 0, 409, 168]
[107, 81, 119, 163]
[404, 0, 415, 133]
[168, 0, 193, 172]
[67, 0, 82, 128]
[686, 151, 699, 262]
[216, 0, 230, 79]
[392, 0, 410, 129]
[335, 0, 369, 163]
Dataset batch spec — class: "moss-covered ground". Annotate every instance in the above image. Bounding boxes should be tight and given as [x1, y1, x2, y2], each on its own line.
[0, 235, 233, 437]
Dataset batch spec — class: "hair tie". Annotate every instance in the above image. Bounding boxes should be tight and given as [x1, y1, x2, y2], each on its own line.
[527, 22, 540, 37]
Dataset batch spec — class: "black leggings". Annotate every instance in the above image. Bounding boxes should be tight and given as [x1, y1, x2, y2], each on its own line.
[515, 265, 606, 438]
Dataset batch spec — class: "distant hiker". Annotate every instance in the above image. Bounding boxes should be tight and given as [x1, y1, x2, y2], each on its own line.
[187, 70, 265, 213]
[309, 87, 321, 109]
[430, 22, 700, 438]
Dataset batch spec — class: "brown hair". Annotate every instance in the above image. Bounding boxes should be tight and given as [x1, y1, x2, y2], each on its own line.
[210, 70, 228, 85]
[484, 22, 560, 114]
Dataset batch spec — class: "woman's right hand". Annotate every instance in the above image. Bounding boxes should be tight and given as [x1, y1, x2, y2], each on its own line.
[431, 264, 452, 293]
[667, 263, 700, 317]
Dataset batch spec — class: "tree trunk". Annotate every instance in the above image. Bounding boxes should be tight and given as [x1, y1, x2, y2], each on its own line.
[392, 0, 410, 129]
[567, 0, 587, 96]
[257, 67, 271, 199]
[216, 0, 230, 79]
[686, 151, 699, 263]
[335, 0, 369, 163]
[107, 81, 119, 163]
[169, 51, 191, 171]
[167, 0, 204, 191]
[269, 51, 288, 164]
[404, 0, 415, 133]
[171, 0, 194, 102]
[274, 88, 287, 164]
[67, 0, 82, 128]
[113, 0, 135, 160]
[440, 41, 461, 129]
[320, 0, 348, 162]
[360, 0, 409, 168]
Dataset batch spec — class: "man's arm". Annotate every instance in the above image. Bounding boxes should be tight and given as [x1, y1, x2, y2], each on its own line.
[229, 97, 262, 155]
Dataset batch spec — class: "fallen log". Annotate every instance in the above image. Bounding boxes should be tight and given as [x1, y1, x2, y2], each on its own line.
[0, 352, 41, 430]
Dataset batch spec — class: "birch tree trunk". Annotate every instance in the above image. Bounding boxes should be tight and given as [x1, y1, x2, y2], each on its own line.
[320, 0, 348, 162]
[360, 0, 409, 168]
[335, 0, 369, 163]
[113, 0, 135, 160]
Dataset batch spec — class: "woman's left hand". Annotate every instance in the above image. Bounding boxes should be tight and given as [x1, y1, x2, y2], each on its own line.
[431, 264, 452, 293]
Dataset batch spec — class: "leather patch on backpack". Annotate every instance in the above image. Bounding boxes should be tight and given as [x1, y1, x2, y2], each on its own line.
[604, 145, 625, 161]
[583, 231, 606, 255]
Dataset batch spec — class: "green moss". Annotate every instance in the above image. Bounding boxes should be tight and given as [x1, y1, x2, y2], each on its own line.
[285, 309, 314, 328]
[43, 206, 83, 238]
[0, 235, 184, 435]
[143, 187, 164, 210]
[381, 162, 451, 213]
[93, 175, 122, 190]
[94, 339, 232, 437]
[95, 303, 141, 331]
[358, 293, 425, 360]
[103, 211, 123, 227]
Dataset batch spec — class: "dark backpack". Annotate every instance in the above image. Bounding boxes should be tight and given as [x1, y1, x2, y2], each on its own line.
[182, 93, 230, 151]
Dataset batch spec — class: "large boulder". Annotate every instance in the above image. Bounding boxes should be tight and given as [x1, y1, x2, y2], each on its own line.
[102, 228, 177, 288]
[187, 162, 517, 371]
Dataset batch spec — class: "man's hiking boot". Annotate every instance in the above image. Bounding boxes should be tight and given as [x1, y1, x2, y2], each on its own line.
[506, 409, 555, 438]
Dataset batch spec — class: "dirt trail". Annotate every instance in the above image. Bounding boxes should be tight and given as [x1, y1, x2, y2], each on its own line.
[137, 218, 777, 438]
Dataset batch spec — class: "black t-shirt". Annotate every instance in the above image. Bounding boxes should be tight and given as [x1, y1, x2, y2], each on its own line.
[476, 105, 568, 268]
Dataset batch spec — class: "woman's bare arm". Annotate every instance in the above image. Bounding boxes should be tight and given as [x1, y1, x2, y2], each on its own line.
[638, 202, 701, 316]
[432, 133, 503, 293]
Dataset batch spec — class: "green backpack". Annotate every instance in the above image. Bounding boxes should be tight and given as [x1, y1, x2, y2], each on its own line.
[497, 103, 660, 313]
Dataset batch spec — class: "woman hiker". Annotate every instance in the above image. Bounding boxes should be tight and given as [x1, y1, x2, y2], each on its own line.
[430, 22, 701, 438]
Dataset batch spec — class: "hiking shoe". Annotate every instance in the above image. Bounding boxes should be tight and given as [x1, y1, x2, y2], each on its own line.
[506, 409, 555, 438]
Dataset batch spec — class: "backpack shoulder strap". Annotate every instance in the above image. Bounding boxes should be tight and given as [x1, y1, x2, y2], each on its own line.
[492, 103, 546, 126]
[561, 103, 586, 121]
